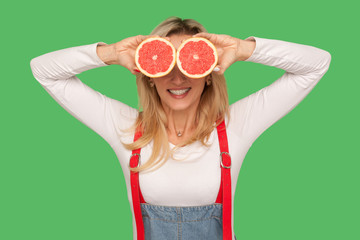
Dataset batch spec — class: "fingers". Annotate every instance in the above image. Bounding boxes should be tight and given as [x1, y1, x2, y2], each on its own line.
[136, 35, 148, 42]
[131, 59, 142, 75]
[213, 66, 221, 72]
[134, 34, 160, 45]
[144, 34, 163, 40]
[213, 59, 234, 75]
[193, 32, 215, 41]
[193, 32, 210, 38]
[130, 66, 141, 75]
[147, 34, 160, 39]
[123, 60, 140, 75]
[132, 69, 141, 75]
[212, 65, 226, 75]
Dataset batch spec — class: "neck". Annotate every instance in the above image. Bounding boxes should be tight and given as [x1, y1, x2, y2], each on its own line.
[162, 103, 199, 139]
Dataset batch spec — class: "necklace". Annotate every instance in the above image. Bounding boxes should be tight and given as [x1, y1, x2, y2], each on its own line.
[175, 126, 183, 137]
[173, 121, 197, 137]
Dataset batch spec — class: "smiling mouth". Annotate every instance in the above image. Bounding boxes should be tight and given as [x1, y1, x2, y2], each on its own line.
[167, 88, 191, 95]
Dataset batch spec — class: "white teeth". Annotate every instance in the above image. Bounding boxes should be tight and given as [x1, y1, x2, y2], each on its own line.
[169, 88, 190, 95]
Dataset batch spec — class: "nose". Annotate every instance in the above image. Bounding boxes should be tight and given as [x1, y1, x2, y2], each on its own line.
[169, 65, 187, 84]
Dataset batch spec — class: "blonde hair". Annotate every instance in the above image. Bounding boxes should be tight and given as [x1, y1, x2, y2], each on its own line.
[121, 16, 230, 173]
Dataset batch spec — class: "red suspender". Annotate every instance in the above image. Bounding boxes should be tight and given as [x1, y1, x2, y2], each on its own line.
[129, 120, 233, 240]
[129, 126, 145, 240]
[215, 120, 233, 240]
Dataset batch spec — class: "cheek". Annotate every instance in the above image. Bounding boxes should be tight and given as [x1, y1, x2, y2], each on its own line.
[153, 80, 164, 91]
[155, 85, 166, 95]
[153, 78, 168, 88]
[193, 80, 206, 91]
[153, 82, 168, 98]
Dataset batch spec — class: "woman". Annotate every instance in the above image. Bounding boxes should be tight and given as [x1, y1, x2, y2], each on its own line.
[30, 16, 331, 240]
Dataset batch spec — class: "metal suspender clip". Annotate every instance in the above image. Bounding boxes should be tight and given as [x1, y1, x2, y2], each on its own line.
[129, 153, 141, 169]
[220, 152, 231, 169]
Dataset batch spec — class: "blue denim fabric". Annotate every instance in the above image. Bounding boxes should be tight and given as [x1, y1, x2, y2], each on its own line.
[140, 203, 237, 240]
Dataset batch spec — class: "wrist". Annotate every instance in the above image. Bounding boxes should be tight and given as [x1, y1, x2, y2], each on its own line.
[237, 39, 256, 61]
[96, 44, 118, 65]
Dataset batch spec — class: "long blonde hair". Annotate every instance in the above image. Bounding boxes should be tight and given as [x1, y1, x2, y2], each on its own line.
[121, 16, 230, 173]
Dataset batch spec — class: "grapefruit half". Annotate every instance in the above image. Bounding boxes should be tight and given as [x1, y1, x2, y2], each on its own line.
[135, 37, 176, 78]
[176, 37, 218, 79]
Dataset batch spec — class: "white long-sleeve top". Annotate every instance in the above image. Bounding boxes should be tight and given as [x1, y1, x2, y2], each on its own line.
[30, 36, 331, 239]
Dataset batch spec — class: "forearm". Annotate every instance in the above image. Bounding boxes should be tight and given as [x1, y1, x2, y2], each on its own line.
[237, 39, 256, 61]
[96, 44, 118, 65]
[243, 36, 331, 75]
[30, 42, 108, 82]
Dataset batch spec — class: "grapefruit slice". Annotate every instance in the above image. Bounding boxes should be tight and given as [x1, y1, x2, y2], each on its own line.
[176, 37, 218, 78]
[135, 37, 176, 78]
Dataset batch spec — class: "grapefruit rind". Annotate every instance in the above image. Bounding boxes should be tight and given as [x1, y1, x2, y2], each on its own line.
[135, 37, 176, 78]
[176, 37, 218, 79]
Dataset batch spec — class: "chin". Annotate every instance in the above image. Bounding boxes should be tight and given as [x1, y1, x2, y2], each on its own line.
[167, 103, 192, 112]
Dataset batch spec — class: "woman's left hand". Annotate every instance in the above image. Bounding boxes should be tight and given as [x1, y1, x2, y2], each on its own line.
[191, 32, 252, 75]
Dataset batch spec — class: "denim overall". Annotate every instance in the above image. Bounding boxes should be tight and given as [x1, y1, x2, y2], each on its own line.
[129, 120, 236, 240]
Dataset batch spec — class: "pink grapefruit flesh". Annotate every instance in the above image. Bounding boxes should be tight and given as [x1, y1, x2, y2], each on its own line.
[176, 37, 218, 79]
[135, 37, 176, 78]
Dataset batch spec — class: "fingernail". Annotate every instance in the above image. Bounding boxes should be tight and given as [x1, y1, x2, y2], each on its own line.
[134, 69, 140, 73]
[213, 67, 220, 72]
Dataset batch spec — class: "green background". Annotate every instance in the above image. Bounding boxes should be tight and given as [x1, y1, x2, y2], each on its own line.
[1, 0, 358, 239]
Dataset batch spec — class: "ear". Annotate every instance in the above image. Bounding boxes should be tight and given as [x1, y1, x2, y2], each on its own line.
[206, 74, 212, 82]
[148, 78, 155, 87]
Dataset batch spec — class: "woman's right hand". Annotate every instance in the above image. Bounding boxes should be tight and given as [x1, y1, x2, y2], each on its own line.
[110, 34, 160, 75]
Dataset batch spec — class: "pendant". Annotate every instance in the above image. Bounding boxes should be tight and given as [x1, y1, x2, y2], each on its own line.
[177, 131, 182, 137]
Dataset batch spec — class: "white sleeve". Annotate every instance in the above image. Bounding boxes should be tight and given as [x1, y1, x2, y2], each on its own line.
[229, 36, 332, 143]
[30, 42, 138, 146]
